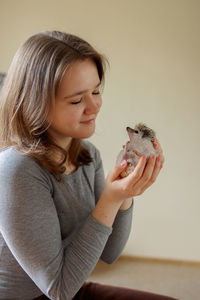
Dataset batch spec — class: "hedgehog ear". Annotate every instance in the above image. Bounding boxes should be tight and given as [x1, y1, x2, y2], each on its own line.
[142, 129, 156, 141]
[142, 129, 149, 139]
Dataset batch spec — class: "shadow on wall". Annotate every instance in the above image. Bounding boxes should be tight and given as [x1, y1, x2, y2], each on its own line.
[0, 72, 6, 91]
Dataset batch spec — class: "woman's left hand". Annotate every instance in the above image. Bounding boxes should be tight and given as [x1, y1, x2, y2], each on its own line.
[119, 139, 165, 210]
[130, 138, 165, 196]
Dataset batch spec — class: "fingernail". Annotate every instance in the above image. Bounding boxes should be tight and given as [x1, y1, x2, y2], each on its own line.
[120, 160, 126, 167]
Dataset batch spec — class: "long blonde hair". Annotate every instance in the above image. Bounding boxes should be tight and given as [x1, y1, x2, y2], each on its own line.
[0, 31, 107, 180]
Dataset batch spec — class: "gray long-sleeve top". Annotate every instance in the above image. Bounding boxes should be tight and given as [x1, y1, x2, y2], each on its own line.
[0, 141, 133, 300]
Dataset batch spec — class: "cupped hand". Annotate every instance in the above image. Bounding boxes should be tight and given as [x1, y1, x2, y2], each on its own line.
[104, 150, 163, 202]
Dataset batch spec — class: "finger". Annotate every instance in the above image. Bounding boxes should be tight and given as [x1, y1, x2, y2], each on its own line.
[107, 160, 128, 182]
[140, 156, 161, 192]
[150, 155, 161, 182]
[152, 139, 162, 150]
[153, 139, 165, 167]
[160, 155, 164, 168]
[153, 138, 159, 147]
[157, 152, 164, 167]
[123, 155, 156, 197]
[135, 155, 156, 187]
[125, 155, 147, 185]
[153, 139, 162, 153]
[158, 151, 164, 167]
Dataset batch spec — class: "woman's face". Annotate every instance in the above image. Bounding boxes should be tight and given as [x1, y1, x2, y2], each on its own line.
[47, 59, 102, 149]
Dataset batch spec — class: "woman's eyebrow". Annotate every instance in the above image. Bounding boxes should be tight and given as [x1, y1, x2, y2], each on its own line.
[64, 81, 101, 99]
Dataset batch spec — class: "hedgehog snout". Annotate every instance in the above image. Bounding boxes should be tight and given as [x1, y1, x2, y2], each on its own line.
[126, 127, 139, 134]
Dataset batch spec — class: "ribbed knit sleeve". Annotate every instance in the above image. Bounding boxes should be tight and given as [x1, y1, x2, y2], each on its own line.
[92, 144, 134, 264]
[0, 148, 112, 300]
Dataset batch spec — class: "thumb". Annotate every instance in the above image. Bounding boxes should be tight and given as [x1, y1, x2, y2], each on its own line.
[107, 160, 127, 182]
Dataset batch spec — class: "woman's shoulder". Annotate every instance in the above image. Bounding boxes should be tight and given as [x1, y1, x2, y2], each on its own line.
[0, 147, 37, 168]
[0, 147, 49, 180]
[82, 140, 102, 171]
[82, 139, 99, 153]
[82, 140, 101, 160]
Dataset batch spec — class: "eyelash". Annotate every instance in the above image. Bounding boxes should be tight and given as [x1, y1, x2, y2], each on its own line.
[71, 91, 100, 105]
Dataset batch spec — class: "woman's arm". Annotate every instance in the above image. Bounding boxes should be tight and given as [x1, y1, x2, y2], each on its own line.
[93, 144, 163, 263]
[0, 151, 112, 300]
[93, 149, 134, 263]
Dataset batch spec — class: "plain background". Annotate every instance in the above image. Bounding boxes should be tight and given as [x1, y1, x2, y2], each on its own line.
[0, 0, 199, 262]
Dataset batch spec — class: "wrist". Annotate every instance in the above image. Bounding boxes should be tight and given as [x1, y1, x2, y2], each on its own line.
[92, 190, 124, 227]
[119, 197, 133, 210]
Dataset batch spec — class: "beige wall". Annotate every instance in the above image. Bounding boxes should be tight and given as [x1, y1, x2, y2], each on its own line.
[0, 0, 200, 261]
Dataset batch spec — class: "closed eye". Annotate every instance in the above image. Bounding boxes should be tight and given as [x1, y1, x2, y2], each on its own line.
[92, 91, 100, 95]
[71, 98, 82, 105]
[70, 90, 100, 104]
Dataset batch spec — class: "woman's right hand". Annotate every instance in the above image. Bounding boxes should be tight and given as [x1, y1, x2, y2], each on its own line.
[103, 154, 161, 203]
[92, 154, 161, 227]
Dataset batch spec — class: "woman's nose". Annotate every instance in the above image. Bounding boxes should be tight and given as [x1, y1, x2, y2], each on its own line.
[84, 95, 102, 115]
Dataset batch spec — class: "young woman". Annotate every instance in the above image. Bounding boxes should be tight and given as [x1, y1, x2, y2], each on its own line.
[0, 31, 175, 300]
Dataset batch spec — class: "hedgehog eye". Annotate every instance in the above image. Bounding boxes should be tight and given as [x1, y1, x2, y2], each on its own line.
[135, 130, 139, 134]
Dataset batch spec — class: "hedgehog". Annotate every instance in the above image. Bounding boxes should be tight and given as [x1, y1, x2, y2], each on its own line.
[116, 123, 158, 177]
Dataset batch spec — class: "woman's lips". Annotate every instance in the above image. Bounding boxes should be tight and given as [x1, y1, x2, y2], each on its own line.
[81, 118, 95, 124]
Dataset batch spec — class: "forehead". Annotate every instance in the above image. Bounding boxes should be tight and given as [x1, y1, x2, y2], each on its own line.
[58, 59, 100, 95]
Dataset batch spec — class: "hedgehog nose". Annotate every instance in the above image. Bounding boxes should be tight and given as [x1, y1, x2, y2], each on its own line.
[126, 127, 133, 132]
[127, 127, 137, 133]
